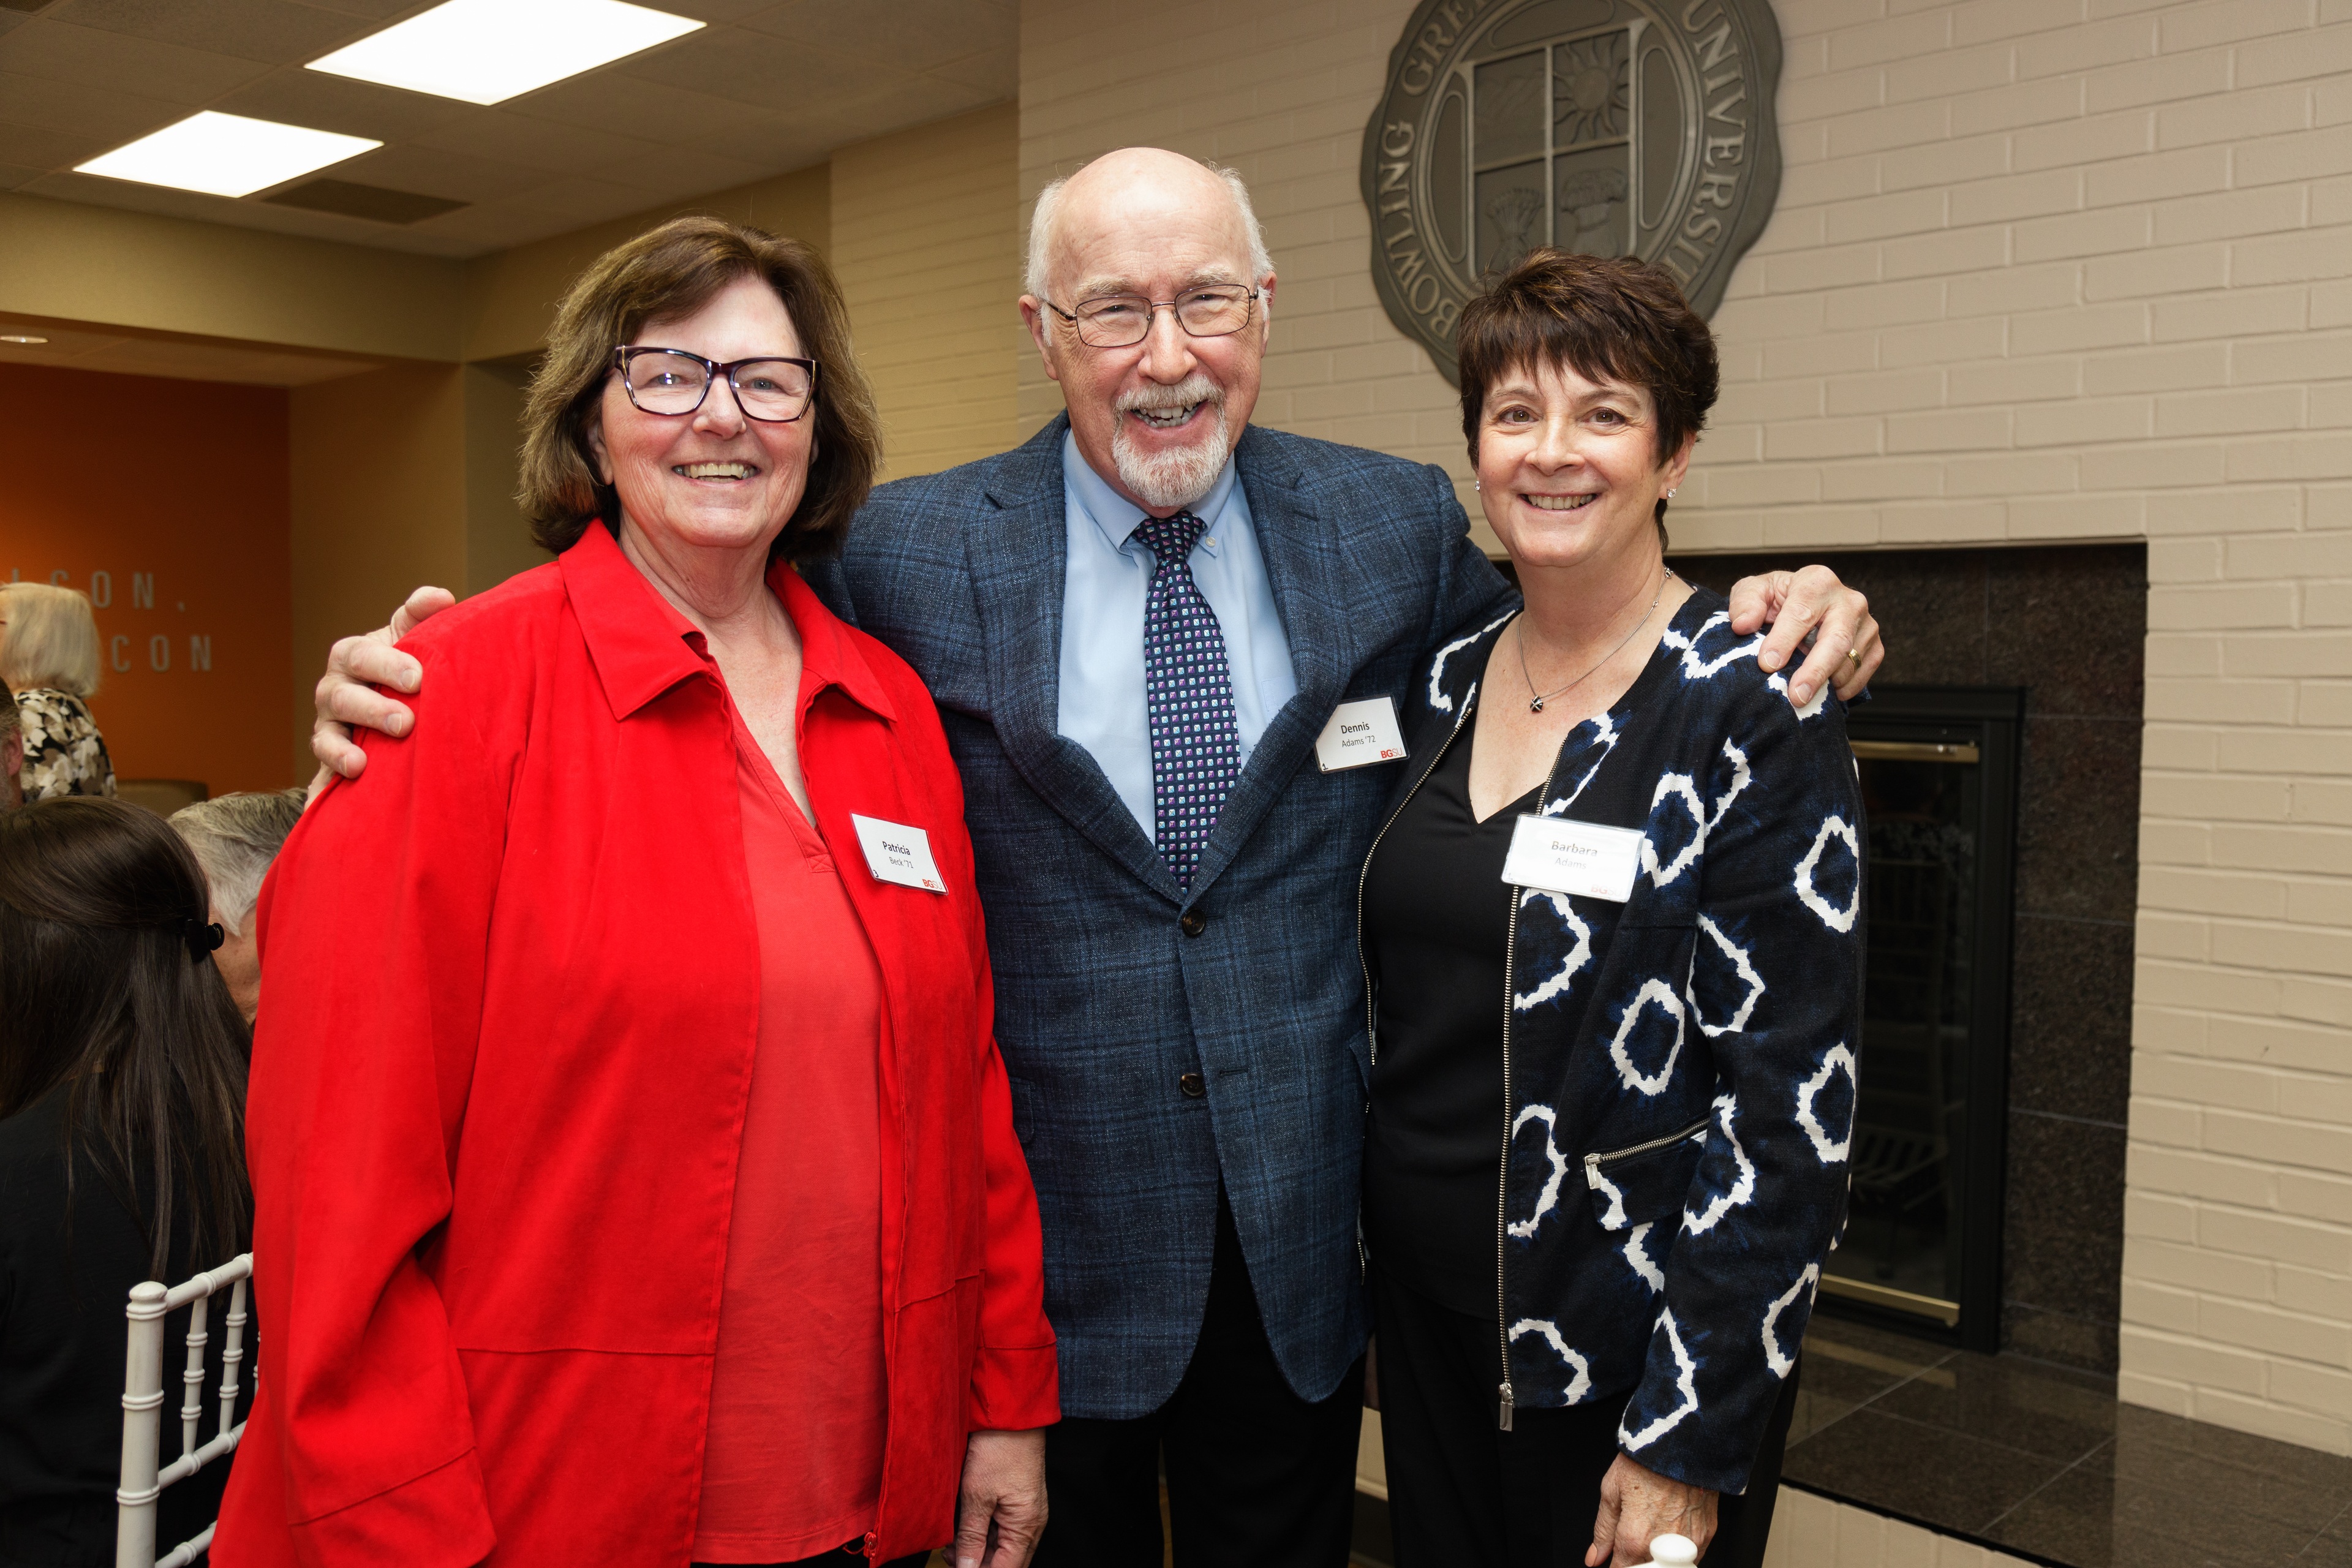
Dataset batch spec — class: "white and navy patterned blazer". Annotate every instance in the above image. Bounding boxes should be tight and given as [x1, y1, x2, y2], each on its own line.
[1380, 589, 1865, 1493]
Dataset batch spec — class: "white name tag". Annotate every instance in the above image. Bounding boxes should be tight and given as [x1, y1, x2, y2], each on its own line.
[1501, 815, 1645, 903]
[1313, 697, 1409, 773]
[851, 814, 948, 894]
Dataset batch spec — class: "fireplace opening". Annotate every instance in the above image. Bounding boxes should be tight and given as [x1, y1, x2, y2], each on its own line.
[1831, 688, 2022, 1351]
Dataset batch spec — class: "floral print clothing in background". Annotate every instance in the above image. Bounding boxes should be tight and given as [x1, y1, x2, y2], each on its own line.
[15, 688, 115, 801]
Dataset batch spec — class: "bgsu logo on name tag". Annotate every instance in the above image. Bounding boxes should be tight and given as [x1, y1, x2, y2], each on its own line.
[1313, 697, 1409, 773]
[851, 814, 948, 894]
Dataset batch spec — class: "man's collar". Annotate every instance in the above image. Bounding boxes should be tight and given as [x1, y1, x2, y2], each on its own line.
[1061, 428, 1240, 554]
[559, 522, 895, 724]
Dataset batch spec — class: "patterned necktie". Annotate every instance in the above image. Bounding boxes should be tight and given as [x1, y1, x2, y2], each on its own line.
[1134, 510, 1242, 890]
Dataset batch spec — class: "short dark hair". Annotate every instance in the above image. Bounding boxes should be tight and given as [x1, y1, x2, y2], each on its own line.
[518, 215, 881, 566]
[1456, 250, 1720, 547]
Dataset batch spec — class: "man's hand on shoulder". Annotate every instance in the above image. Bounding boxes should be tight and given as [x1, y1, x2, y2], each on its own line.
[1724, 564, 1882, 708]
[307, 586, 456, 801]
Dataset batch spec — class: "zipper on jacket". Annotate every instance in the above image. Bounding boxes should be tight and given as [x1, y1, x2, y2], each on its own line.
[1497, 635, 1569, 1434]
[1583, 1116, 1714, 1189]
[1356, 685, 1479, 1068]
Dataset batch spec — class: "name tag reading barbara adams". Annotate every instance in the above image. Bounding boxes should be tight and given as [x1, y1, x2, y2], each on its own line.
[1500, 815, 1644, 903]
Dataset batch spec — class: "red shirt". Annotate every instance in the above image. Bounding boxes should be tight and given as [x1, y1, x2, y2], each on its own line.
[693, 704, 887, 1561]
[217, 527, 1057, 1568]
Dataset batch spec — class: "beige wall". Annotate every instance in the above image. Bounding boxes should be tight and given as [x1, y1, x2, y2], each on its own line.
[0, 191, 463, 361]
[288, 363, 469, 782]
[459, 164, 833, 364]
[1019, 0, 2352, 1455]
[834, 103, 1023, 482]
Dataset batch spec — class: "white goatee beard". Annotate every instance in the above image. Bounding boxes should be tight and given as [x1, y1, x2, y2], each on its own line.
[1110, 379, 1233, 512]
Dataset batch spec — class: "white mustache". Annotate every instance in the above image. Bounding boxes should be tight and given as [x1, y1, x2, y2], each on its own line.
[1115, 375, 1223, 414]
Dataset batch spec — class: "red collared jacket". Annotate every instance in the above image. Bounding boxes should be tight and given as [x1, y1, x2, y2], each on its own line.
[214, 527, 1058, 1567]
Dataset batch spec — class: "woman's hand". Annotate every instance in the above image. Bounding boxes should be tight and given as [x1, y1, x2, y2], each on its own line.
[307, 586, 455, 796]
[1587, 1453, 1718, 1568]
[1726, 565, 1882, 705]
[956, 1427, 1049, 1568]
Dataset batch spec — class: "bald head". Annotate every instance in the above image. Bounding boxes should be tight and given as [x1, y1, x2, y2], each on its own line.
[1025, 148, 1272, 303]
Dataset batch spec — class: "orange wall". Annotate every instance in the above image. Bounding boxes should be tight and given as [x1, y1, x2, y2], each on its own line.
[0, 361, 293, 794]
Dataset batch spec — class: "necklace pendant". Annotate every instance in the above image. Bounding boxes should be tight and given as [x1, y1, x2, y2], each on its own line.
[1529, 697, 1544, 714]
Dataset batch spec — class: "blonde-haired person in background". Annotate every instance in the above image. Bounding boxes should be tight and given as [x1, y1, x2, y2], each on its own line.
[0, 584, 114, 801]
[170, 789, 306, 1022]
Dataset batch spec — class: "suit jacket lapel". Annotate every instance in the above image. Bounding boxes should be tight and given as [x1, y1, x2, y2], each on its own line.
[1186, 427, 1359, 897]
[967, 417, 1180, 901]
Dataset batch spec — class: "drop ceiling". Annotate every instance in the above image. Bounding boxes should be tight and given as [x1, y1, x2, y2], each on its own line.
[0, 0, 1016, 259]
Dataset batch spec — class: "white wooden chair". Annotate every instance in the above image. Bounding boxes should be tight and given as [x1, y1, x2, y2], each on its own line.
[116, 1254, 253, 1568]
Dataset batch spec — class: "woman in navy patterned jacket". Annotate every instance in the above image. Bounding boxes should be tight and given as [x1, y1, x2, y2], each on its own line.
[1358, 251, 1864, 1568]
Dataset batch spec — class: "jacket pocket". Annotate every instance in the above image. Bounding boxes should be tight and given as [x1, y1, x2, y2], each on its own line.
[1584, 1116, 1711, 1232]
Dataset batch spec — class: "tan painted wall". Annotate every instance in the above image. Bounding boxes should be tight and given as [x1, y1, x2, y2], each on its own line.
[0, 192, 462, 362]
[1019, 0, 2352, 1455]
[832, 103, 1023, 481]
[287, 363, 469, 781]
[459, 164, 834, 364]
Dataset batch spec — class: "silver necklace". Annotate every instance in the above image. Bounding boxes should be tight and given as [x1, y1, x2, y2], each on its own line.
[1516, 567, 1675, 714]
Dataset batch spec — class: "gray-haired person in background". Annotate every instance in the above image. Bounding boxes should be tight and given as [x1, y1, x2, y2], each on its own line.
[170, 790, 306, 1023]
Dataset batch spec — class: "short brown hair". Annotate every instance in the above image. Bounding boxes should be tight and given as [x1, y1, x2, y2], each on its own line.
[518, 216, 881, 564]
[1456, 251, 1719, 546]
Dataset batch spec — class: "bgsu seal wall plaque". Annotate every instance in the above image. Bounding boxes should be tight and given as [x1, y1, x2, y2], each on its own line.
[1363, 0, 1784, 382]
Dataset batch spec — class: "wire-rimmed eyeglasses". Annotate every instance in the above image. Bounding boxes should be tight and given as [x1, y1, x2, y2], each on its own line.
[611, 346, 819, 423]
[1039, 285, 1259, 349]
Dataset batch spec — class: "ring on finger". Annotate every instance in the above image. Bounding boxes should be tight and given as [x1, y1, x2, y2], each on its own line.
[1848, 648, 1862, 665]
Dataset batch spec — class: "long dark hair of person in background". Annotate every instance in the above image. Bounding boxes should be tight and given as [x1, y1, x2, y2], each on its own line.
[0, 797, 251, 1270]
[0, 797, 254, 1566]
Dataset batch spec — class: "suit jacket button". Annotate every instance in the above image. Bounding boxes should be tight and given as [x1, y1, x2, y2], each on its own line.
[1179, 1072, 1207, 1098]
[1180, 910, 1207, 937]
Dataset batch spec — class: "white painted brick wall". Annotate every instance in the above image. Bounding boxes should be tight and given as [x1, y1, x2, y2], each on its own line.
[1019, 0, 2352, 1455]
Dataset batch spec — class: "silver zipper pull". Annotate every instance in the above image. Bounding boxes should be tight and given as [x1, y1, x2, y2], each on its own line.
[1498, 1381, 1515, 1431]
[1585, 1152, 1604, 1190]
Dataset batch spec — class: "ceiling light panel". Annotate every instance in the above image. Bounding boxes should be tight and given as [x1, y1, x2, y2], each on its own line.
[305, 0, 706, 107]
[75, 113, 383, 199]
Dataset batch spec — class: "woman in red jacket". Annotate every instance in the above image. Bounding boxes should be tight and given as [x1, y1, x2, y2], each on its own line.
[215, 217, 1058, 1568]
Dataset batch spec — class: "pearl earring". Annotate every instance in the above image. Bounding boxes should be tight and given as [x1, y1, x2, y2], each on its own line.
[1474, 480, 1481, 491]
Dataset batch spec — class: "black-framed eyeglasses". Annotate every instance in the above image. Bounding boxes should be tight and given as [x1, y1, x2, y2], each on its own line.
[1040, 285, 1259, 349]
[611, 346, 819, 423]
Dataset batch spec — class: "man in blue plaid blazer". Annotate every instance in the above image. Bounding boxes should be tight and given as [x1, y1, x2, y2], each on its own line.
[307, 149, 1881, 1568]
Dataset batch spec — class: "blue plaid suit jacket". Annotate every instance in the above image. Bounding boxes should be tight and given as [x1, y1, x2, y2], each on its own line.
[807, 414, 1515, 1418]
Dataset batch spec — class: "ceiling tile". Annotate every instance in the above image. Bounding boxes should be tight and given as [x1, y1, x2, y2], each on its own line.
[209, 65, 477, 141]
[647, 0, 776, 20]
[0, 68, 188, 141]
[47, 0, 370, 66]
[922, 42, 1016, 97]
[408, 111, 660, 177]
[698, 113, 829, 173]
[0, 161, 41, 190]
[284, 0, 412, 16]
[495, 173, 651, 225]
[737, 0, 1013, 75]
[509, 69, 773, 142]
[330, 142, 552, 203]
[0, 17, 273, 101]
[611, 26, 895, 110]
[590, 145, 770, 197]
[0, 113, 108, 168]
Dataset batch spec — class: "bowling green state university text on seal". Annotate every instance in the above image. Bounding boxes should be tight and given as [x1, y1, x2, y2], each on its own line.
[1362, 0, 1784, 382]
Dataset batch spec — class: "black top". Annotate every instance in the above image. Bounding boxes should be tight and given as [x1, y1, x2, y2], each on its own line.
[1361, 718, 1537, 1316]
[0, 1090, 245, 1567]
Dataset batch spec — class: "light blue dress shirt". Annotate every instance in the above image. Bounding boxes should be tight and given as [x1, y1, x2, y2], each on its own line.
[1057, 430, 1300, 845]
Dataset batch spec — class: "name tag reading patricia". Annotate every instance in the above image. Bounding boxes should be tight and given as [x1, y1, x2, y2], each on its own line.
[851, 814, 948, 894]
[1313, 697, 1409, 773]
[1501, 815, 1645, 903]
